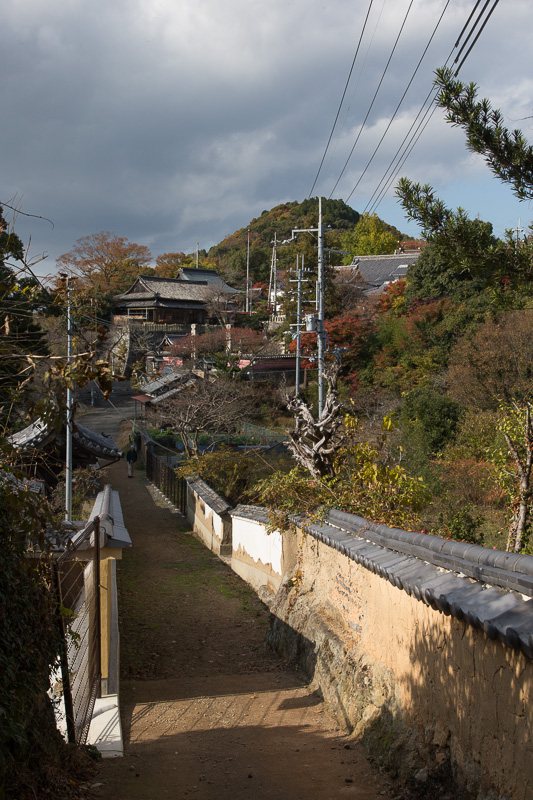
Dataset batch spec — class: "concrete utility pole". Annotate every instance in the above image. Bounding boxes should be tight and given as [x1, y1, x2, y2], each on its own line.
[267, 234, 279, 316]
[63, 275, 74, 522]
[294, 255, 304, 396]
[285, 198, 326, 415]
[272, 233, 278, 315]
[196, 243, 199, 268]
[512, 218, 525, 250]
[316, 197, 325, 416]
[246, 229, 250, 314]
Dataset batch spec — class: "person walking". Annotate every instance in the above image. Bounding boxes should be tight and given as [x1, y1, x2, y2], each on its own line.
[127, 445, 138, 478]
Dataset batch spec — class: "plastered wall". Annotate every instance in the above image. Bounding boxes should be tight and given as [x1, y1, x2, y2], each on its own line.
[186, 485, 533, 799]
[271, 530, 533, 800]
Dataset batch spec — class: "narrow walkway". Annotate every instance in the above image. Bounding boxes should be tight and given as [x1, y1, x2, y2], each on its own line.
[92, 454, 393, 800]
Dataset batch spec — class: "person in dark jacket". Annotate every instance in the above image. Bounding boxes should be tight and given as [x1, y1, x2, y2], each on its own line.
[127, 445, 138, 477]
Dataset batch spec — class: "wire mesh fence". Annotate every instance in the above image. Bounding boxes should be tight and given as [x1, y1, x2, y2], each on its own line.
[53, 518, 101, 745]
[238, 422, 286, 445]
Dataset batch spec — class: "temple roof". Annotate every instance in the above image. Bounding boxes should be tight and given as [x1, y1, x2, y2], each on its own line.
[8, 418, 123, 459]
[115, 273, 239, 304]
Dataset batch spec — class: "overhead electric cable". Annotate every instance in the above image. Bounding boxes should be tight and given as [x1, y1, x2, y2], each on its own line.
[365, 95, 438, 214]
[452, 0, 483, 48]
[308, 0, 375, 198]
[344, 0, 450, 204]
[451, 0, 491, 70]
[369, 104, 438, 215]
[327, 0, 415, 199]
[361, 0, 500, 215]
[453, 0, 500, 75]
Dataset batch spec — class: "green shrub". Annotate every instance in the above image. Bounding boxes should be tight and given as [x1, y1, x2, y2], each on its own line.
[399, 387, 462, 467]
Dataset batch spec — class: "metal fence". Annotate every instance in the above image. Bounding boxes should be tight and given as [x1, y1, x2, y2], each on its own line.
[145, 445, 187, 514]
[53, 517, 101, 745]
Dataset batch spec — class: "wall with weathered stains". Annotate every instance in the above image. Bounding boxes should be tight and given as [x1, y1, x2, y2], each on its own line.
[268, 530, 533, 800]
[183, 482, 533, 799]
[230, 509, 284, 594]
[186, 477, 232, 557]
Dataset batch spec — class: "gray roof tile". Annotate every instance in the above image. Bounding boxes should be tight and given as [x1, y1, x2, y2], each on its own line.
[334, 253, 421, 288]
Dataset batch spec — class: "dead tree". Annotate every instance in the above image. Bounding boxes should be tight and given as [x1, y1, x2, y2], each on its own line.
[157, 376, 253, 459]
[285, 363, 343, 479]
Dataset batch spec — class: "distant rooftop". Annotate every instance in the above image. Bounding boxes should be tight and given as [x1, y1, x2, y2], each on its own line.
[115, 272, 240, 304]
[333, 252, 421, 290]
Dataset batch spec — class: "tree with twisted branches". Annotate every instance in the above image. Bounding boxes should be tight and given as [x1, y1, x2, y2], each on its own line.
[285, 363, 344, 479]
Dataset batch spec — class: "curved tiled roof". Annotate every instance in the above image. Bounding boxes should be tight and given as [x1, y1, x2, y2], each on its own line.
[8, 418, 122, 459]
[334, 252, 420, 289]
[115, 274, 239, 303]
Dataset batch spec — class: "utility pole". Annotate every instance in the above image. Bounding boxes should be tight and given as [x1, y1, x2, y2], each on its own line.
[272, 233, 278, 315]
[63, 275, 74, 522]
[267, 234, 279, 316]
[196, 243, 199, 268]
[316, 197, 325, 416]
[246, 229, 250, 314]
[294, 255, 304, 396]
[284, 198, 326, 415]
[512, 218, 524, 250]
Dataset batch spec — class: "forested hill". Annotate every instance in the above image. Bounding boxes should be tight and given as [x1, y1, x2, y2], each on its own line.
[205, 198, 403, 285]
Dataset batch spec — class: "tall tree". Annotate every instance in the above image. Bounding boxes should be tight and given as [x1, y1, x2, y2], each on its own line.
[341, 212, 401, 260]
[154, 251, 188, 277]
[0, 206, 54, 428]
[56, 231, 152, 295]
[157, 377, 253, 458]
[395, 179, 516, 299]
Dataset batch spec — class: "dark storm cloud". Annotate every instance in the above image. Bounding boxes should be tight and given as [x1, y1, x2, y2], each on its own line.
[1, 0, 531, 276]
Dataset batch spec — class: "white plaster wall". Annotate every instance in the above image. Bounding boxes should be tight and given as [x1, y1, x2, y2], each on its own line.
[188, 486, 226, 555]
[232, 516, 283, 575]
[213, 512, 224, 541]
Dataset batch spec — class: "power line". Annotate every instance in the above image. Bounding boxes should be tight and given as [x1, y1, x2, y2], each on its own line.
[364, 87, 438, 214]
[453, 0, 500, 75]
[327, 0, 415, 199]
[362, 0, 501, 216]
[308, 0, 375, 198]
[344, 0, 451, 204]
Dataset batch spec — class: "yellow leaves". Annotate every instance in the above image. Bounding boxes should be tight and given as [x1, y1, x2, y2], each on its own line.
[257, 415, 429, 529]
[343, 413, 359, 431]
[382, 414, 396, 432]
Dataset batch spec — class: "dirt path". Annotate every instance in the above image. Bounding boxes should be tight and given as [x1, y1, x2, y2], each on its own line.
[92, 451, 394, 800]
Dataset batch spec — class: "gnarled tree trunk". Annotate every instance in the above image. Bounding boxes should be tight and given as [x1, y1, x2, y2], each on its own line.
[285, 363, 343, 479]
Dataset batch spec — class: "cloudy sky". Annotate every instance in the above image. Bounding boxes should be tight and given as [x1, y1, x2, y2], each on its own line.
[2, 0, 532, 276]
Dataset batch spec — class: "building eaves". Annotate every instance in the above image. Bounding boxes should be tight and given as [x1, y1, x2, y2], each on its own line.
[8, 418, 122, 459]
[74, 422, 123, 459]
